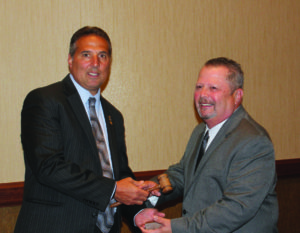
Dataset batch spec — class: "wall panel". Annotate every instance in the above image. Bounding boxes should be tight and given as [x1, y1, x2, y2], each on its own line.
[0, 0, 299, 182]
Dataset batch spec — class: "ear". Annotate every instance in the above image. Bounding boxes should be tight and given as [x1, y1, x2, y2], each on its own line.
[234, 88, 244, 106]
[67, 54, 73, 69]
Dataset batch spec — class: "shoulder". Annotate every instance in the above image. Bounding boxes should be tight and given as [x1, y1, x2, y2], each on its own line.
[219, 109, 275, 169]
[235, 112, 271, 142]
[24, 76, 69, 103]
[22, 76, 72, 113]
[224, 110, 274, 158]
[226, 106, 271, 141]
[23, 82, 61, 106]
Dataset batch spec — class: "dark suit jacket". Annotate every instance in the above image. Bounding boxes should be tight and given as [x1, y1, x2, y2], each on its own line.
[156, 106, 278, 233]
[14, 75, 142, 233]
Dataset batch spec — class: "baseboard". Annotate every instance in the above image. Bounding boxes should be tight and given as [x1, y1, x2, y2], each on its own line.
[1, 159, 299, 207]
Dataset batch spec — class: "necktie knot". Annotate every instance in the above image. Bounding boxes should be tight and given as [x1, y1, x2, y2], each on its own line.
[89, 97, 96, 108]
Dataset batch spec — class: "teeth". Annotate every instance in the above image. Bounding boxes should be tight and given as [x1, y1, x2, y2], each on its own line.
[88, 73, 98, 76]
[201, 104, 211, 106]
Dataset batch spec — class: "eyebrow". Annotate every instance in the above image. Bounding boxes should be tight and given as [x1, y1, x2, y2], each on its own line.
[80, 50, 108, 54]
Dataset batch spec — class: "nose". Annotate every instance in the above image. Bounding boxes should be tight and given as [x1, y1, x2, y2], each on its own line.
[91, 55, 100, 67]
[196, 86, 208, 98]
[199, 88, 206, 97]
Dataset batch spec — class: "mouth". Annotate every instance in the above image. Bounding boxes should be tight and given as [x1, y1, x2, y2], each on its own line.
[88, 72, 99, 77]
[200, 103, 212, 106]
[199, 102, 214, 108]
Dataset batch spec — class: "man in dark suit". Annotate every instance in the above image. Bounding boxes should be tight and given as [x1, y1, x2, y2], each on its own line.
[14, 26, 155, 233]
[135, 57, 278, 232]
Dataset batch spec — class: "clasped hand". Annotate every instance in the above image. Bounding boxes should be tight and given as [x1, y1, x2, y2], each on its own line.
[115, 177, 161, 205]
[135, 208, 171, 233]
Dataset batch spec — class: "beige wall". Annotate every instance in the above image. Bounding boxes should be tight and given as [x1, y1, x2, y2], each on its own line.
[0, 0, 299, 183]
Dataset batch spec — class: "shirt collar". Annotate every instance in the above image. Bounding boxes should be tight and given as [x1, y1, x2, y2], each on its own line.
[205, 119, 227, 147]
[69, 74, 101, 105]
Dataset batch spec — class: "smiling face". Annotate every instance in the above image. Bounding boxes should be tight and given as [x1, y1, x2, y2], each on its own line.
[194, 65, 243, 128]
[68, 35, 111, 95]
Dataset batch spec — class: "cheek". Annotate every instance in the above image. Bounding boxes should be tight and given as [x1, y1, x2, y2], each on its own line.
[73, 58, 90, 68]
[194, 92, 200, 101]
[102, 62, 111, 72]
[78, 61, 90, 69]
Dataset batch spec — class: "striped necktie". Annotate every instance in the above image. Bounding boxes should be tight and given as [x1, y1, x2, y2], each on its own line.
[89, 97, 116, 233]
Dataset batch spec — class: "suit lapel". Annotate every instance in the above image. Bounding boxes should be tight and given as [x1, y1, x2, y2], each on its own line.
[191, 131, 206, 172]
[62, 76, 99, 160]
[187, 106, 247, 193]
[100, 97, 120, 179]
[185, 131, 206, 190]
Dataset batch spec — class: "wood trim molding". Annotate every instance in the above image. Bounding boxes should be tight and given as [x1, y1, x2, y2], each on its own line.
[1, 159, 299, 207]
[275, 158, 300, 177]
[134, 169, 166, 181]
[0, 182, 24, 207]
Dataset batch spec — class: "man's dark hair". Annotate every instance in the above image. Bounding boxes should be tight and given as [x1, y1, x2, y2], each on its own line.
[69, 26, 112, 57]
[205, 57, 244, 91]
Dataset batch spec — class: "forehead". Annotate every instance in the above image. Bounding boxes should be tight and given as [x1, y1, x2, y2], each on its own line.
[75, 35, 109, 52]
[197, 65, 230, 84]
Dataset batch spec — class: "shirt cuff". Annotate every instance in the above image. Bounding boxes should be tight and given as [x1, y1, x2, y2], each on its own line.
[148, 195, 159, 206]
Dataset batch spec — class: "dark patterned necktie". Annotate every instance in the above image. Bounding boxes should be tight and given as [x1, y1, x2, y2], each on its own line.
[89, 97, 116, 233]
[195, 130, 209, 172]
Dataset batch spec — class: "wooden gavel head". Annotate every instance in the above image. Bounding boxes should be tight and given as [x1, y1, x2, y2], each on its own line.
[157, 173, 173, 194]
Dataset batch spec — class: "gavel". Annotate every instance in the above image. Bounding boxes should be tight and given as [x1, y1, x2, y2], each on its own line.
[110, 173, 172, 208]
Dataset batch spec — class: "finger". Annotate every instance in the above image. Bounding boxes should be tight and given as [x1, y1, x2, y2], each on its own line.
[133, 180, 145, 187]
[143, 181, 157, 188]
[150, 190, 161, 196]
[125, 177, 133, 182]
[156, 212, 165, 218]
[153, 215, 165, 224]
[141, 226, 157, 233]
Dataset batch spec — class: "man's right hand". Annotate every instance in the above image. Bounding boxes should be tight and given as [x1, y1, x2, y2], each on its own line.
[115, 177, 150, 205]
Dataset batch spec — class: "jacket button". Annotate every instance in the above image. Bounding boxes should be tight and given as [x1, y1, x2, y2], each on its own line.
[183, 209, 187, 215]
